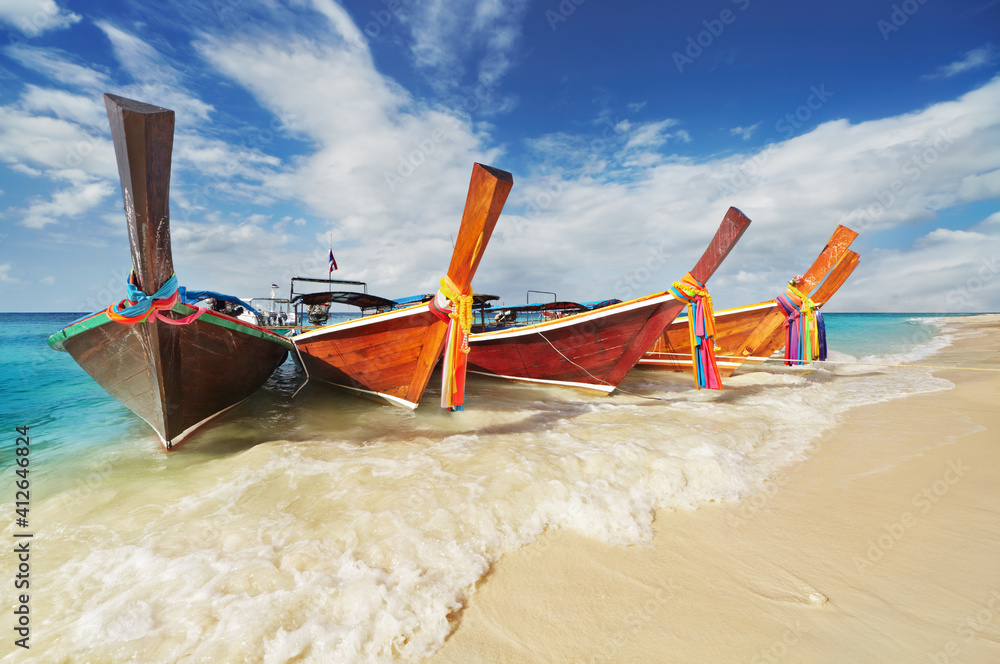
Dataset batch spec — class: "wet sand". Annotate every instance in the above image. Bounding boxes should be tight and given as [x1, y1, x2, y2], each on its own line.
[425, 314, 1000, 663]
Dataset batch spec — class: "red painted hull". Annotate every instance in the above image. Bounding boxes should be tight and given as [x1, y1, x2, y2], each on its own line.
[292, 304, 447, 408]
[468, 293, 685, 392]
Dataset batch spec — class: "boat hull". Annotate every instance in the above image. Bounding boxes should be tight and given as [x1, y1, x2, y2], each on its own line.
[292, 304, 447, 408]
[49, 305, 290, 449]
[468, 293, 685, 392]
[639, 302, 776, 377]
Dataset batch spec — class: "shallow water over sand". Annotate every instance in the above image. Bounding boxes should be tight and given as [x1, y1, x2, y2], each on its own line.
[0, 314, 969, 662]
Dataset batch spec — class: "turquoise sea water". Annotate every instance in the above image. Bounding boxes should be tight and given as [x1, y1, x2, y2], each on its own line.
[0, 310, 980, 662]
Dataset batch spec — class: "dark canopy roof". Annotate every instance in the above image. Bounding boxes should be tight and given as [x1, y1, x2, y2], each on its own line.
[290, 291, 398, 309]
[483, 300, 589, 315]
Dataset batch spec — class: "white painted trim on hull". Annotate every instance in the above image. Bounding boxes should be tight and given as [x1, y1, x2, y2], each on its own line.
[471, 292, 676, 342]
[468, 370, 616, 393]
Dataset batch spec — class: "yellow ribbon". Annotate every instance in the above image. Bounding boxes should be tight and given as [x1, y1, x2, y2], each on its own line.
[670, 272, 721, 389]
[438, 276, 473, 350]
[786, 284, 819, 363]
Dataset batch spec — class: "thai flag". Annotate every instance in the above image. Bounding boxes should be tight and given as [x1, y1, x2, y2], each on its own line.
[328, 248, 338, 273]
[270, 283, 279, 289]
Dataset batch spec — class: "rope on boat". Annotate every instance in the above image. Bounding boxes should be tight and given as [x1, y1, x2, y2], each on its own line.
[535, 330, 676, 402]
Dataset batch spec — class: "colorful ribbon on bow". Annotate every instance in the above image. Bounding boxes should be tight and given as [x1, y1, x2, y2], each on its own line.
[775, 284, 827, 366]
[670, 273, 722, 390]
[429, 276, 473, 411]
[106, 272, 207, 326]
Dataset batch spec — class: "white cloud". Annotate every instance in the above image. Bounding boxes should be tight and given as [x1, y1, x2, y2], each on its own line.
[403, 0, 529, 103]
[0, 106, 116, 182]
[19, 85, 107, 127]
[831, 214, 1000, 312]
[0, 262, 26, 284]
[20, 181, 114, 229]
[197, 15, 503, 293]
[0, 0, 80, 37]
[924, 45, 997, 80]
[4, 44, 110, 90]
[730, 122, 761, 140]
[95, 22, 215, 123]
[479, 77, 1000, 311]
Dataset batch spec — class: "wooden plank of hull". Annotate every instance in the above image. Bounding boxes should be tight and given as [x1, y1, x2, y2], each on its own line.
[290, 163, 513, 408]
[55, 308, 289, 448]
[639, 225, 858, 375]
[293, 306, 445, 407]
[469, 294, 686, 391]
[467, 207, 752, 392]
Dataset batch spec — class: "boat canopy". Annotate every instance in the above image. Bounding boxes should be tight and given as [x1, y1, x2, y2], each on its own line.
[291, 291, 398, 310]
[484, 300, 589, 315]
[392, 294, 434, 306]
[180, 288, 260, 316]
[392, 293, 500, 308]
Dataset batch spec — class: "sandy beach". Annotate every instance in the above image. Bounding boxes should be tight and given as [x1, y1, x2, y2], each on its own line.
[425, 315, 1000, 664]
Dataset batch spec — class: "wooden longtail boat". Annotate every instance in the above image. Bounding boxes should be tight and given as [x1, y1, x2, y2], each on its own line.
[47, 95, 291, 450]
[290, 163, 513, 410]
[465, 207, 752, 393]
[737, 248, 860, 370]
[638, 225, 859, 377]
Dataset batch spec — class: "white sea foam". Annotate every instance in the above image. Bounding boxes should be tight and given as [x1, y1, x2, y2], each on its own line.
[1, 320, 963, 663]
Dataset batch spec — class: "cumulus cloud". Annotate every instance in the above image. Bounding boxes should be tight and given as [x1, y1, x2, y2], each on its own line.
[0, 0, 80, 37]
[20, 182, 114, 229]
[832, 212, 1000, 312]
[196, 8, 503, 293]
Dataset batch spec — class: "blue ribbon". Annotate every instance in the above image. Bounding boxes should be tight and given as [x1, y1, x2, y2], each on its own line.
[110, 273, 178, 319]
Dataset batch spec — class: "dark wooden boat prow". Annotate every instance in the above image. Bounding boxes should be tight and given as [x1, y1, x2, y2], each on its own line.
[48, 95, 290, 450]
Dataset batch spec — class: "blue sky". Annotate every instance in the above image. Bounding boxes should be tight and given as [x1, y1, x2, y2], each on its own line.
[1, 0, 998, 313]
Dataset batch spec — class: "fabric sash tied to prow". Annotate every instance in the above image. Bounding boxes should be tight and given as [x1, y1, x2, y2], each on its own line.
[670, 272, 722, 390]
[430, 276, 473, 411]
[776, 283, 827, 366]
[106, 272, 209, 326]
